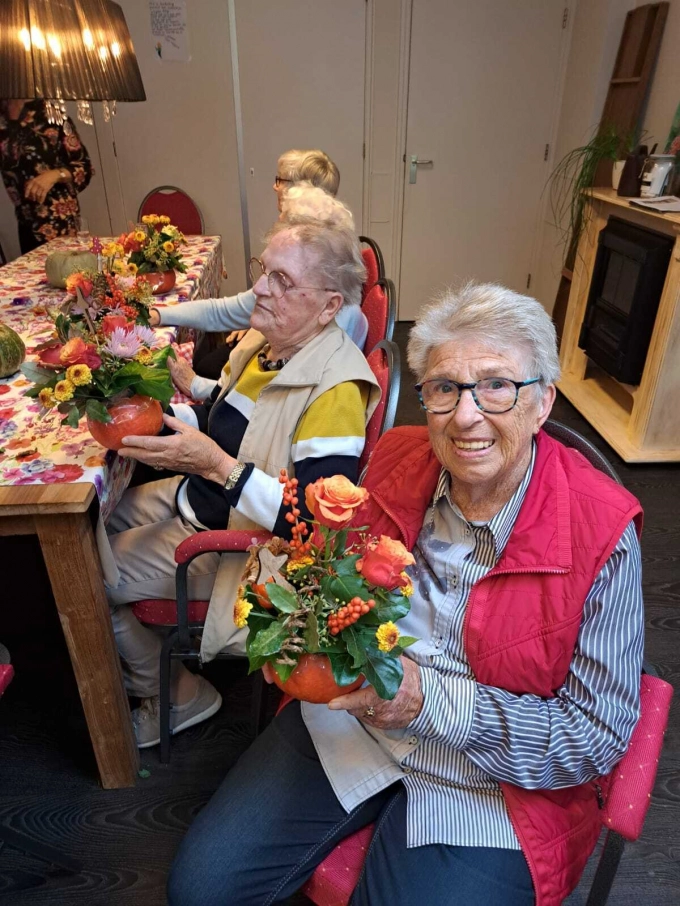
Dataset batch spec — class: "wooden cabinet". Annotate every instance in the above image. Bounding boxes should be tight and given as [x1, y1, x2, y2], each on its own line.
[558, 188, 680, 462]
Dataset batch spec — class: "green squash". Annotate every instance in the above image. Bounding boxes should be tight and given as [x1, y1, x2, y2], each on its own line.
[0, 323, 26, 378]
[45, 250, 98, 288]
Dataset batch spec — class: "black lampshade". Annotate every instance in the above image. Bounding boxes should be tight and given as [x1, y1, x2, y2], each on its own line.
[0, 0, 146, 102]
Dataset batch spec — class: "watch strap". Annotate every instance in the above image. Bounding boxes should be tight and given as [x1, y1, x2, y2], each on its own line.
[224, 461, 246, 491]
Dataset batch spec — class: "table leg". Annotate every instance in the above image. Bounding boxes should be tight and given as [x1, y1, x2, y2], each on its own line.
[36, 511, 139, 789]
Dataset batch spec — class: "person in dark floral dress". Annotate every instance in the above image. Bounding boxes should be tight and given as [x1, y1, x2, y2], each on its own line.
[0, 100, 93, 255]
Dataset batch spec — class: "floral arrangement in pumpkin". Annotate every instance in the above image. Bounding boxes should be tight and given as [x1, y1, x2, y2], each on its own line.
[236, 473, 418, 702]
[21, 270, 175, 427]
[112, 215, 188, 276]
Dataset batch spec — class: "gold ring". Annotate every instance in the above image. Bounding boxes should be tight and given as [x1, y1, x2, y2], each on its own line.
[364, 706, 375, 718]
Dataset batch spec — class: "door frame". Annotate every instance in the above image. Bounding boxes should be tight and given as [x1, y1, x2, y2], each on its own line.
[369, 0, 576, 318]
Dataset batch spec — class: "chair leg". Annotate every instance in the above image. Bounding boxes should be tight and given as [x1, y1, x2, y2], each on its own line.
[159, 631, 178, 764]
[585, 831, 626, 906]
[0, 824, 82, 872]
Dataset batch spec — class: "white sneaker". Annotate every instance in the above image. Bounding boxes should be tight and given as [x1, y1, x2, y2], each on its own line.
[132, 676, 222, 749]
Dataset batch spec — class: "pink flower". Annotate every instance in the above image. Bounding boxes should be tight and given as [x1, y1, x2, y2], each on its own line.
[103, 327, 143, 358]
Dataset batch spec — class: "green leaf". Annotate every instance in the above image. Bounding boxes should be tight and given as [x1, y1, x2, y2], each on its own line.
[266, 583, 299, 614]
[21, 362, 61, 385]
[344, 625, 366, 670]
[85, 398, 112, 424]
[62, 405, 82, 429]
[272, 660, 297, 683]
[321, 574, 368, 606]
[395, 635, 418, 649]
[328, 651, 363, 687]
[362, 649, 404, 700]
[372, 598, 410, 623]
[334, 553, 362, 577]
[247, 619, 290, 658]
[304, 611, 321, 653]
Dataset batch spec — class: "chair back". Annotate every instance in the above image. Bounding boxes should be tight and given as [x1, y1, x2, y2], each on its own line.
[360, 339, 401, 472]
[362, 278, 396, 356]
[359, 235, 385, 299]
[543, 419, 622, 484]
[137, 186, 204, 234]
[602, 670, 672, 841]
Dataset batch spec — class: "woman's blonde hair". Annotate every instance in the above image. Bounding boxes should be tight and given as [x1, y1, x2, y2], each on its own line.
[277, 149, 340, 196]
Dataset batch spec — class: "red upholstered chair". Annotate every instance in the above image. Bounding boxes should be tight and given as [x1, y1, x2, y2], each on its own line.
[362, 278, 396, 356]
[137, 185, 204, 234]
[131, 339, 402, 762]
[299, 669, 672, 906]
[359, 235, 385, 300]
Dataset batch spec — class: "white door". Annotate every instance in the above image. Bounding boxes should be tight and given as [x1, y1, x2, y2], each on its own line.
[235, 0, 366, 258]
[399, 0, 568, 319]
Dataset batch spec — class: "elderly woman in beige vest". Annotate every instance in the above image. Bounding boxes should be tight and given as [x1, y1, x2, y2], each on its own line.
[102, 218, 380, 749]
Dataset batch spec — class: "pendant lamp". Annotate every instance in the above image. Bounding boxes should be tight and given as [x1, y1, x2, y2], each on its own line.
[0, 0, 146, 125]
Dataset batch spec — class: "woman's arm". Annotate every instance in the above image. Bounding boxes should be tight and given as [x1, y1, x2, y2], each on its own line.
[408, 520, 644, 788]
[152, 290, 256, 332]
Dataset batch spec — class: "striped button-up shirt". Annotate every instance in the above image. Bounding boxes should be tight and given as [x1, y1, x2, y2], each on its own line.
[302, 444, 644, 849]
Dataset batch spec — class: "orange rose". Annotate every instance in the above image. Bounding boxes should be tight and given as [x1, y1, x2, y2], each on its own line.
[60, 337, 102, 369]
[101, 313, 131, 336]
[356, 535, 415, 590]
[304, 475, 370, 530]
[65, 272, 93, 297]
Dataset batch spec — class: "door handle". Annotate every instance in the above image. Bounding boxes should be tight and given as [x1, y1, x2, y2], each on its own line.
[409, 155, 434, 184]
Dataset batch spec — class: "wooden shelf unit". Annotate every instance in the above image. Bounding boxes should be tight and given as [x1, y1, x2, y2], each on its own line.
[558, 188, 680, 462]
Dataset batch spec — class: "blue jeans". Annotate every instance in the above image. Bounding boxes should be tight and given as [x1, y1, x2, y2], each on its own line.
[167, 702, 534, 906]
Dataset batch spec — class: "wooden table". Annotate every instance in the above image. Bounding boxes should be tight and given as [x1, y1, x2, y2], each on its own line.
[0, 235, 223, 787]
[0, 484, 138, 788]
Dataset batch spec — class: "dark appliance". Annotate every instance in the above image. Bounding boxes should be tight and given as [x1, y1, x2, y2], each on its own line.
[578, 217, 673, 384]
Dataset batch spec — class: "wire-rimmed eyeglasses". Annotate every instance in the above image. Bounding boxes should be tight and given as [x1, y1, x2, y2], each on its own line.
[415, 377, 541, 414]
[248, 257, 336, 300]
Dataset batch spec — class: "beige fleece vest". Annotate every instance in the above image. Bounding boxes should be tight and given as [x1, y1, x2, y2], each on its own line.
[201, 320, 381, 662]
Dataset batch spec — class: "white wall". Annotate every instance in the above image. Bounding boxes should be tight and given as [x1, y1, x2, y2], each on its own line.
[638, 0, 680, 147]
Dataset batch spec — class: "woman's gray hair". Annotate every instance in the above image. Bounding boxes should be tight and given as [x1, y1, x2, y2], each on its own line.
[407, 282, 560, 385]
[266, 216, 365, 308]
[281, 183, 355, 231]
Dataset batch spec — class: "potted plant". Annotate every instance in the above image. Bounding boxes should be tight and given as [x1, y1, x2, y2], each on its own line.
[118, 215, 188, 294]
[22, 270, 176, 449]
[237, 472, 418, 703]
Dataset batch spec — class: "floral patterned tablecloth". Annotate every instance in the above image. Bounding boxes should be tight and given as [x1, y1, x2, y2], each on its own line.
[0, 235, 222, 522]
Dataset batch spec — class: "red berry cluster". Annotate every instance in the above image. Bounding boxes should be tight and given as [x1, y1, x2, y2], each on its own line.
[279, 469, 311, 553]
[328, 597, 376, 635]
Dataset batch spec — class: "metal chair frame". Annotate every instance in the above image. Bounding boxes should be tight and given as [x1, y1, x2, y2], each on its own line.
[358, 235, 385, 283]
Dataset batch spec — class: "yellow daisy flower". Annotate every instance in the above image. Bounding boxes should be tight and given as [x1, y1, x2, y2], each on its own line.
[376, 621, 400, 652]
[127, 262, 138, 275]
[141, 214, 159, 225]
[285, 555, 314, 574]
[134, 229, 146, 243]
[399, 574, 414, 597]
[53, 379, 75, 402]
[66, 364, 93, 386]
[162, 240, 175, 253]
[39, 387, 56, 409]
[111, 259, 126, 275]
[134, 347, 153, 364]
[233, 598, 253, 629]
[159, 215, 171, 224]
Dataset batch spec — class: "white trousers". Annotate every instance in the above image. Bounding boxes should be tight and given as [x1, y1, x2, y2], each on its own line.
[104, 477, 221, 698]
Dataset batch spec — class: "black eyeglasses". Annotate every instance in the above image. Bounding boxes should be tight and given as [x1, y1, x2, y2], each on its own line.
[248, 257, 335, 299]
[415, 377, 541, 414]
[274, 176, 294, 188]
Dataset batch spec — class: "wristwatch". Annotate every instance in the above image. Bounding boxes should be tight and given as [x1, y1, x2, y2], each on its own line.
[224, 461, 246, 491]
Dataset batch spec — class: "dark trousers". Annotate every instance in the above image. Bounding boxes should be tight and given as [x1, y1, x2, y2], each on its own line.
[18, 221, 41, 255]
[167, 702, 534, 906]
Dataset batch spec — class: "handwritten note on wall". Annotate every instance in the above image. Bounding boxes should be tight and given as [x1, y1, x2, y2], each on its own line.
[149, 0, 190, 62]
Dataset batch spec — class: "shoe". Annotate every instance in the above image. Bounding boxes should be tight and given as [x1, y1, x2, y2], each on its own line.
[132, 676, 222, 749]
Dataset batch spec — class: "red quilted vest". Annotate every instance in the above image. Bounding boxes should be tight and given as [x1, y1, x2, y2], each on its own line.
[354, 426, 643, 906]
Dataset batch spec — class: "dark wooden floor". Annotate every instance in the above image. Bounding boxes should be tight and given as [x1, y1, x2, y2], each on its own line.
[0, 322, 678, 905]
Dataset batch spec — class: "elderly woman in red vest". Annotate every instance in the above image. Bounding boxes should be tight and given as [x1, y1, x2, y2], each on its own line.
[167, 283, 644, 906]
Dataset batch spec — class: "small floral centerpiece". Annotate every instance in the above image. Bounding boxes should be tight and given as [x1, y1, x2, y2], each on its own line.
[236, 473, 417, 703]
[22, 270, 175, 449]
[121, 215, 187, 278]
